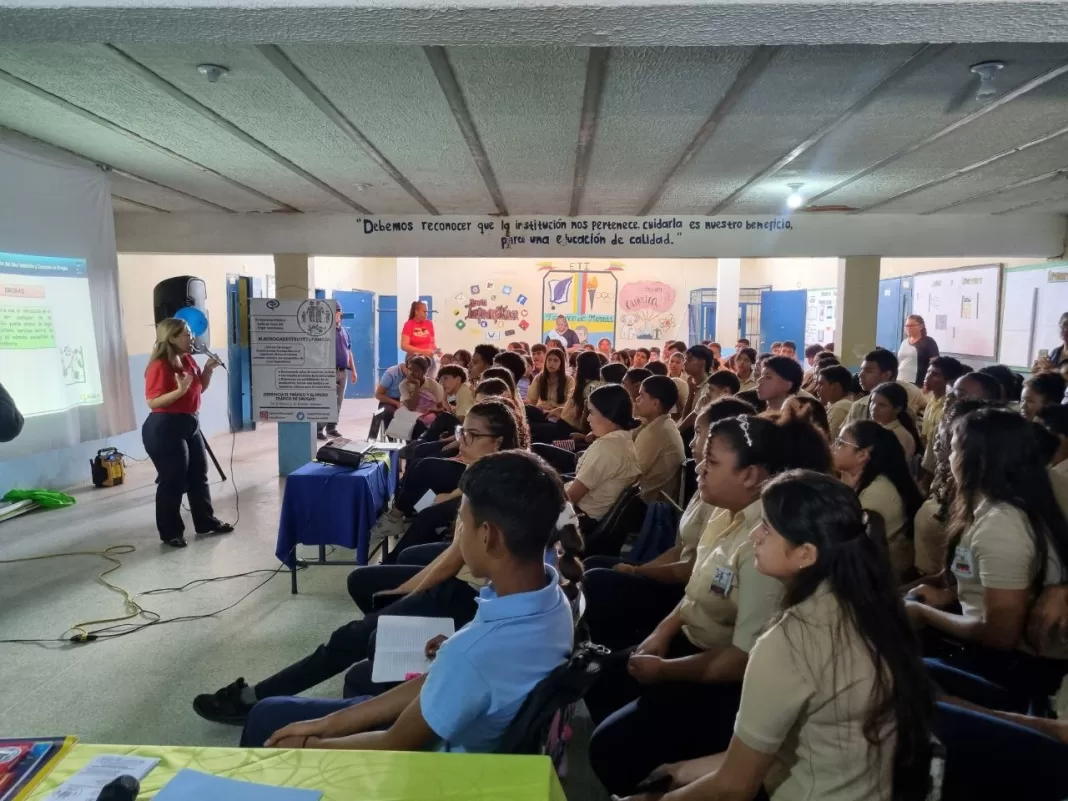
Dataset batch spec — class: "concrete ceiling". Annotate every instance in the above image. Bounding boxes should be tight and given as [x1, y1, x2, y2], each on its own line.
[2, 42, 1068, 217]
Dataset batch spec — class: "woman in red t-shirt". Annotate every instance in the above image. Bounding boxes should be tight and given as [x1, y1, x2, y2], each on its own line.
[400, 300, 437, 362]
[141, 318, 232, 548]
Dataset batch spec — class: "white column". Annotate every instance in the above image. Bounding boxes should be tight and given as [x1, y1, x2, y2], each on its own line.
[834, 256, 881, 369]
[273, 253, 315, 475]
[396, 257, 420, 319]
[716, 257, 741, 346]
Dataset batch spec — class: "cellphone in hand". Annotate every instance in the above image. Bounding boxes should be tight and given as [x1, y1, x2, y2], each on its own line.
[1039, 349, 1050, 361]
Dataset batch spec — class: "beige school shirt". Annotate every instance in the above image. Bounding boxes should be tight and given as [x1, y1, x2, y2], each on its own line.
[952, 499, 1064, 653]
[738, 376, 758, 393]
[859, 475, 912, 580]
[400, 376, 446, 406]
[845, 380, 926, 426]
[450, 383, 475, 419]
[677, 495, 717, 562]
[679, 500, 784, 652]
[883, 418, 917, 463]
[825, 398, 853, 441]
[670, 377, 690, 416]
[526, 372, 574, 410]
[633, 413, 686, 503]
[735, 583, 894, 801]
[571, 430, 642, 520]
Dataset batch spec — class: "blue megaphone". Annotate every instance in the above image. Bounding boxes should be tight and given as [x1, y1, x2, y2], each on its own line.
[173, 306, 209, 337]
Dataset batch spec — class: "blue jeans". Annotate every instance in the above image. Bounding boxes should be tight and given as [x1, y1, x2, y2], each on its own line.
[240, 696, 371, 748]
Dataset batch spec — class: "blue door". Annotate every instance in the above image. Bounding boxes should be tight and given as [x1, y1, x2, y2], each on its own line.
[701, 303, 717, 343]
[225, 275, 254, 431]
[876, 278, 902, 351]
[378, 295, 398, 381]
[759, 290, 807, 355]
[332, 290, 376, 399]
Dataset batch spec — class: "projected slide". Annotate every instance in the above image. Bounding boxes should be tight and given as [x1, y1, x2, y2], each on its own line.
[0, 252, 103, 417]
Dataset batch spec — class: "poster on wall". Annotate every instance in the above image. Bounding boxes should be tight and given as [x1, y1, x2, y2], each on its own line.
[250, 298, 337, 423]
[618, 280, 679, 344]
[805, 288, 837, 346]
[541, 270, 618, 350]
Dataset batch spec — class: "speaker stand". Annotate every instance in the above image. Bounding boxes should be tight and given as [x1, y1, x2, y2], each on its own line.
[201, 433, 228, 481]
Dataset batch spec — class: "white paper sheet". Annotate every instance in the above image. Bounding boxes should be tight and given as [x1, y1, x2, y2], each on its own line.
[371, 615, 455, 683]
[44, 754, 160, 801]
[413, 489, 437, 513]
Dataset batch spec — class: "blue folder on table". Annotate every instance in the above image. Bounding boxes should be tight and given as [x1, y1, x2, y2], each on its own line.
[154, 769, 322, 801]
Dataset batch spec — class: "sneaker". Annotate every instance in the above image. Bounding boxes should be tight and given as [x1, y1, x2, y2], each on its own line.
[369, 513, 407, 544]
[193, 678, 256, 725]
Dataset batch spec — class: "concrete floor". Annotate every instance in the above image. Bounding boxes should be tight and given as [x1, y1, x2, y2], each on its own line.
[0, 397, 608, 799]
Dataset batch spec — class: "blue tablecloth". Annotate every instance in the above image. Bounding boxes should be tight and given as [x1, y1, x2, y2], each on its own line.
[275, 452, 397, 567]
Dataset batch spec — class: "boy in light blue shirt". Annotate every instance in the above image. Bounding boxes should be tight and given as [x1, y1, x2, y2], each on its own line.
[255, 451, 582, 753]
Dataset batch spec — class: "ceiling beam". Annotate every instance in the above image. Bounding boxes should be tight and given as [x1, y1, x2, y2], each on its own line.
[569, 47, 610, 216]
[424, 45, 508, 216]
[637, 46, 778, 216]
[705, 43, 946, 216]
[807, 59, 1068, 206]
[99, 44, 372, 214]
[920, 168, 1068, 214]
[112, 194, 170, 213]
[257, 45, 439, 215]
[857, 122, 1068, 212]
[0, 67, 297, 213]
[993, 191, 1068, 215]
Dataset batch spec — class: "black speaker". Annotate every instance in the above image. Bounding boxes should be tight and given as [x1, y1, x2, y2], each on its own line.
[153, 275, 209, 349]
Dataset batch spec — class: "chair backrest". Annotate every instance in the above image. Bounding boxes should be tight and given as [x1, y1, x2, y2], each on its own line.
[584, 483, 646, 557]
[532, 442, 580, 475]
[680, 458, 698, 508]
[494, 641, 612, 757]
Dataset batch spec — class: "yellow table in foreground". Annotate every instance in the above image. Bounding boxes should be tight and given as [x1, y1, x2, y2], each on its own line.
[28, 743, 566, 801]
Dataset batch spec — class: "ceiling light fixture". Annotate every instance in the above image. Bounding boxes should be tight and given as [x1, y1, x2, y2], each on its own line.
[970, 61, 1004, 100]
[786, 183, 805, 210]
[196, 64, 229, 83]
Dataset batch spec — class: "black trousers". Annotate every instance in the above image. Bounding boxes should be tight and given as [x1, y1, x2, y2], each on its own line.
[141, 412, 218, 541]
[394, 457, 466, 516]
[253, 573, 478, 701]
[368, 402, 398, 439]
[582, 566, 685, 652]
[529, 418, 579, 444]
[586, 634, 743, 796]
[419, 411, 459, 442]
[381, 497, 460, 565]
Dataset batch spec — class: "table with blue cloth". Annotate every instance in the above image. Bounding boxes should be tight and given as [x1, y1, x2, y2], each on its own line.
[276, 451, 398, 593]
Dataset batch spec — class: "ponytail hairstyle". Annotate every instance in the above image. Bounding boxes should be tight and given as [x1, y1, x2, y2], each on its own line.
[473, 381, 530, 447]
[538, 347, 568, 405]
[482, 366, 517, 398]
[570, 351, 603, 409]
[843, 421, 924, 523]
[452, 348, 472, 370]
[705, 414, 833, 477]
[870, 382, 922, 455]
[697, 397, 757, 428]
[781, 395, 831, 438]
[459, 450, 584, 598]
[611, 350, 632, 368]
[761, 470, 933, 801]
[945, 408, 1068, 596]
[465, 398, 524, 451]
[587, 383, 641, 431]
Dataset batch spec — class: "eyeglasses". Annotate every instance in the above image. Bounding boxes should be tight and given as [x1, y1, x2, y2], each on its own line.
[833, 437, 858, 449]
[455, 425, 498, 445]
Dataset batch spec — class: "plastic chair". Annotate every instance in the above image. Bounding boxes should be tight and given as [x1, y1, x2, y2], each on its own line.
[584, 484, 646, 557]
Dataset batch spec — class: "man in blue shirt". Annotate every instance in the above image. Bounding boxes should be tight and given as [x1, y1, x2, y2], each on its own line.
[369, 357, 409, 439]
[245, 451, 578, 755]
[319, 302, 357, 440]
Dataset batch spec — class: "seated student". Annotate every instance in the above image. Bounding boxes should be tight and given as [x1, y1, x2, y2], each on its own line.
[622, 367, 652, 401]
[649, 346, 662, 362]
[781, 394, 830, 439]
[466, 343, 499, 389]
[633, 471, 933, 801]
[816, 363, 855, 440]
[845, 348, 904, 426]
[582, 397, 755, 651]
[373, 400, 525, 558]
[1022, 371, 1067, 421]
[411, 365, 474, 444]
[493, 350, 527, 394]
[452, 349, 472, 371]
[770, 340, 783, 354]
[517, 354, 534, 399]
[800, 342, 825, 394]
[869, 381, 922, 463]
[370, 357, 409, 438]
[919, 356, 968, 485]
[525, 346, 572, 411]
[565, 384, 642, 534]
[633, 347, 651, 368]
[666, 350, 685, 379]
[733, 346, 758, 392]
[530, 342, 546, 373]
[645, 359, 668, 377]
[600, 362, 628, 385]
[611, 350, 633, 368]
[530, 350, 602, 443]
[680, 345, 717, 419]
[980, 364, 1024, 409]
[756, 355, 804, 413]
[907, 409, 1068, 712]
[954, 370, 1003, 402]
[400, 356, 446, 437]
[835, 420, 924, 580]
[633, 376, 686, 502]
[585, 416, 833, 795]
[243, 451, 580, 753]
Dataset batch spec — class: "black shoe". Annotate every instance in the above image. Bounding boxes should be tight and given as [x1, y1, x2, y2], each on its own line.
[326, 428, 342, 438]
[193, 677, 256, 725]
[196, 522, 235, 535]
[163, 537, 187, 548]
[316, 430, 328, 441]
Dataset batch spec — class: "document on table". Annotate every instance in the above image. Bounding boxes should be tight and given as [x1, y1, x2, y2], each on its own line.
[154, 769, 322, 801]
[43, 754, 159, 801]
[371, 615, 455, 683]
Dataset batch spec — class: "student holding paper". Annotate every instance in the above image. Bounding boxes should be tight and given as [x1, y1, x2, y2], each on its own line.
[248, 451, 580, 753]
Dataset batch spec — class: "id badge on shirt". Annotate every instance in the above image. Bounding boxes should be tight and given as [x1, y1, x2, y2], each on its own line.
[950, 546, 975, 580]
[710, 566, 734, 597]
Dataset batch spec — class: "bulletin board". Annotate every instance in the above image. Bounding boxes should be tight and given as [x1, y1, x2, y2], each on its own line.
[999, 260, 1068, 368]
[911, 263, 1002, 360]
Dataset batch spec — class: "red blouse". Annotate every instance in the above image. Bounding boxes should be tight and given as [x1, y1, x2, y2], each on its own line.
[145, 354, 202, 414]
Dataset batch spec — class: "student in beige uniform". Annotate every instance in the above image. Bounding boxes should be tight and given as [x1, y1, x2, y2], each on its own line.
[629, 472, 933, 801]
[834, 421, 924, 581]
[566, 384, 642, 534]
[529, 350, 601, 443]
[868, 381, 922, 464]
[586, 415, 833, 796]
[756, 356, 804, 413]
[816, 364, 855, 440]
[907, 409, 1068, 710]
[681, 344, 717, 419]
[633, 376, 687, 503]
[582, 397, 757, 651]
[734, 347, 758, 392]
[525, 346, 572, 411]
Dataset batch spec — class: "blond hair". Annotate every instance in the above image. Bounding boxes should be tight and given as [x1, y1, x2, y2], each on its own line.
[146, 318, 189, 373]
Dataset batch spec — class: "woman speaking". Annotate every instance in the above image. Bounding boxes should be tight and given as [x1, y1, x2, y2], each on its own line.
[142, 318, 233, 548]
